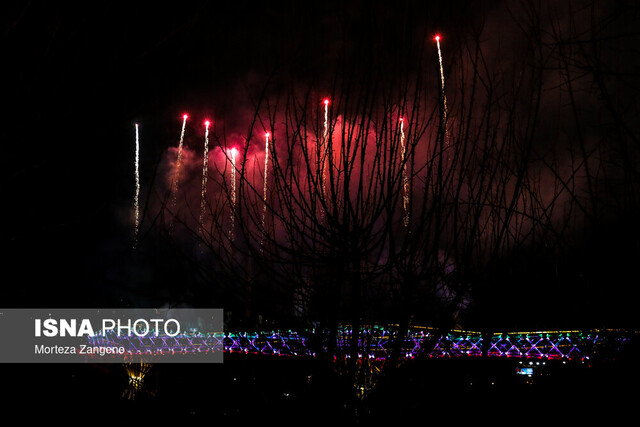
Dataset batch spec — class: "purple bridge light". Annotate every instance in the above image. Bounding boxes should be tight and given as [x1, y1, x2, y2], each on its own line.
[87, 326, 634, 362]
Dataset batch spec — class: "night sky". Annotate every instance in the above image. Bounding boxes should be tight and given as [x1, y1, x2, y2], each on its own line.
[2, 2, 640, 422]
[2, 1, 640, 329]
[1, 1, 464, 301]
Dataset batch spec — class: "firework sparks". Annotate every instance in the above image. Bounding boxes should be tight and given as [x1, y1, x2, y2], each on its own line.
[435, 35, 449, 148]
[399, 118, 410, 227]
[198, 120, 211, 234]
[323, 99, 329, 138]
[133, 123, 140, 247]
[170, 114, 188, 213]
[229, 147, 238, 242]
[261, 132, 270, 233]
[322, 98, 330, 198]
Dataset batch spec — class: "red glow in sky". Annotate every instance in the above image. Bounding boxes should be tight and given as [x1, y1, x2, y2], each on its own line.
[323, 98, 330, 106]
[434, 35, 441, 42]
[183, 113, 189, 120]
[204, 120, 211, 127]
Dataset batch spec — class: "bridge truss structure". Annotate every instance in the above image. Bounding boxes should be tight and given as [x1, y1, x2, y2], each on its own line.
[89, 326, 634, 362]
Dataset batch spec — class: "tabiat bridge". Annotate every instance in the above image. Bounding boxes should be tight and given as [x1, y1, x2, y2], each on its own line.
[91, 326, 634, 399]
[89, 325, 634, 362]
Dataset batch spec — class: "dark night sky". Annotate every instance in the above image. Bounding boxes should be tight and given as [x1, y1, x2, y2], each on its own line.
[1, 1, 471, 300]
[2, 5, 640, 423]
[2, 1, 639, 328]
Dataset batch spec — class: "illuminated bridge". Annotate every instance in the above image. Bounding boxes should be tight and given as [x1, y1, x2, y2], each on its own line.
[88, 326, 634, 362]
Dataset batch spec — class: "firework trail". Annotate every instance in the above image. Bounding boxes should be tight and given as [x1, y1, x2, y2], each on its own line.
[322, 98, 330, 198]
[435, 35, 449, 148]
[399, 118, 410, 227]
[261, 132, 270, 232]
[133, 123, 141, 247]
[259, 132, 271, 249]
[198, 120, 211, 235]
[229, 147, 238, 242]
[317, 98, 330, 222]
[169, 114, 188, 218]
[168, 114, 188, 234]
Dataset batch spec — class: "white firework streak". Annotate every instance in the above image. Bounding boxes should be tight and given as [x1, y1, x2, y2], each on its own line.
[317, 99, 330, 222]
[399, 118, 410, 227]
[322, 99, 329, 199]
[134, 123, 141, 246]
[170, 115, 188, 216]
[198, 121, 210, 235]
[436, 36, 449, 148]
[229, 148, 237, 242]
[261, 132, 270, 234]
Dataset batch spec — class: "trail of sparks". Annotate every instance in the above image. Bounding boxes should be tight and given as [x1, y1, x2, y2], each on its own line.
[168, 115, 188, 234]
[435, 35, 449, 148]
[399, 118, 410, 227]
[261, 132, 270, 237]
[317, 98, 330, 222]
[133, 123, 140, 247]
[229, 148, 238, 242]
[322, 99, 329, 199]
[169, 114, 188, 220]
[198, 120, 211, 235]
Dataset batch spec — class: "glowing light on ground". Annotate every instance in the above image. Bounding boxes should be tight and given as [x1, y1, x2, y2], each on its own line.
[199, 120, 211, 234]
[399, 118, 409, 227]
[133, 123, 140, 247]
[123, 362, 151, 400]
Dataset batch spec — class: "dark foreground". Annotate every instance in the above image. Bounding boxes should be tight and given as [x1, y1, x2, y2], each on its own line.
[2, 352, 636, 423]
